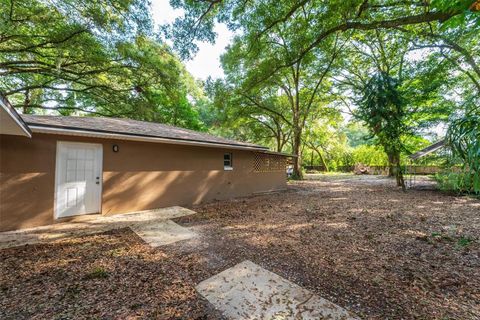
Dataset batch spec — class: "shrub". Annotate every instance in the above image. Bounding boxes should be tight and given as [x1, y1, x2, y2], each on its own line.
[435, 170, 480, 196]
[445, 115, 480, 194]
[351, 145, 388, 166]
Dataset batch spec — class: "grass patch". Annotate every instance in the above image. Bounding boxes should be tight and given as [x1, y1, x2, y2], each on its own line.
[456, 236, 474, 248]
[422, 232, 475, 248]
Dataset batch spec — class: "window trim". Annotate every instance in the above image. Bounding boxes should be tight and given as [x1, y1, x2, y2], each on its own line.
[224, 152, 233, 170]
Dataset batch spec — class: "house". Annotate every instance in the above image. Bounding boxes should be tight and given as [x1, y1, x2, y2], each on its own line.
[0, 98, 289, 231]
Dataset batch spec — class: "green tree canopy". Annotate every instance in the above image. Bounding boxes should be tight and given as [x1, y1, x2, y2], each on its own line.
[1, 0, 204, 129]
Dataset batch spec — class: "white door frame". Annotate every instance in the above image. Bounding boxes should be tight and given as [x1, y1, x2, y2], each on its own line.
[54, 141, 103, 219]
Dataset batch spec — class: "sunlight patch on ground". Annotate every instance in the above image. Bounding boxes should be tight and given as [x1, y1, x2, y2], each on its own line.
[403, 230, 428, 237]
[325, 222, 350, 229]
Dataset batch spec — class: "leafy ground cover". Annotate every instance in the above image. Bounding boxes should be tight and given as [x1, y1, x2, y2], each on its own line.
[1, 175, 479, 319]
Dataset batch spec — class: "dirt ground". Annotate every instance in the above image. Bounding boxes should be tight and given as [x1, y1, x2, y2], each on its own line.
[1, 175, 479, 319]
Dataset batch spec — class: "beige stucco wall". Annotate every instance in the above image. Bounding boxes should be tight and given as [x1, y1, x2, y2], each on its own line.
[0, 133, 286, 231]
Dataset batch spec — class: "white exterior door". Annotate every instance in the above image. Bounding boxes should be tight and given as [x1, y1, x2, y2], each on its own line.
[55, 141, 103, 219]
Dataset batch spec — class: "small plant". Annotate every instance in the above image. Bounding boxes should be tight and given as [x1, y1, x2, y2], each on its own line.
[457, 236, 473, 248]
[431, 232, 441, 238]
[429, 231, 454, 242]
[427, 231, 474, 248]
[84, 267, 109, 280]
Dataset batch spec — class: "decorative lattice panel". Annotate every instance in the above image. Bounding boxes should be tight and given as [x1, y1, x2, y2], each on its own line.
[253, 152, 286, 172]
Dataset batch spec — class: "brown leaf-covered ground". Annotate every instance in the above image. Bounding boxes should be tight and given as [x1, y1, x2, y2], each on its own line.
[1, 175, 479, 319]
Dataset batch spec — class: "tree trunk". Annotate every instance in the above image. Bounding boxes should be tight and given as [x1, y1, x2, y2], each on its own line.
[396, 162, 406, 191]
[389, 151, 406, 191]
[292, 129, 302, 179]
[313, 147, 328, 172]
[23, 89, 30, 114]
[276, 134, 282, 153]
[318, 150, 329, 172]
[387, 152, 395, 176]
[291, 62, 302, 180]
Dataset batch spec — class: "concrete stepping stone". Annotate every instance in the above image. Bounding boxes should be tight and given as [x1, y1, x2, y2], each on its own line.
[196, 260, 358, 320]
[130, 220, 196, 247]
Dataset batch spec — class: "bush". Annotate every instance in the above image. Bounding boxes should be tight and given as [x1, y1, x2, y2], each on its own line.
[445, 115, 480, 194]
[351, 145, 388, 166]
[435, 170, 480, 195]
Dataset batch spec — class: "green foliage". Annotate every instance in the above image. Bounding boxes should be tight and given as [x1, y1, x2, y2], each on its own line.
[203, 78, 292, 150]
[357, 70, 414, 187]
[432, 0, 480, 29]
[444, 115, 480, 194]
[1, 0, 204, 129]
[342, 122, 373, 148]
[351, 145, 389, 166]
[435, 171, 473, 193]
[205, 11, 343, 177]
[168, 0, 476, 60]
[166, 0, 479, 181]
[358, 72, 407, 154]
[457, 236, 474, 247]
[5, 0, 478, 184]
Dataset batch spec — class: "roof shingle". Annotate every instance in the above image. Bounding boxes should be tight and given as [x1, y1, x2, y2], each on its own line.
[21, 115, 267, 150]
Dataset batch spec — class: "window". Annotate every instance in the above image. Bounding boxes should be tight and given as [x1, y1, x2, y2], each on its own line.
[224, 153, 233, 170]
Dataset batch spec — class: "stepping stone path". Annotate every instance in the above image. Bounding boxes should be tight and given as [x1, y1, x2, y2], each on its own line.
[130, 219, 196, 247]
[196, 260, 359, 320]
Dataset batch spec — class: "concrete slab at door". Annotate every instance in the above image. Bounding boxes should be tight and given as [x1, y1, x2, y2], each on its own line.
[0, 207, 196, 249]
[130, 220, 196, 247]
[196, 260, 358, 320]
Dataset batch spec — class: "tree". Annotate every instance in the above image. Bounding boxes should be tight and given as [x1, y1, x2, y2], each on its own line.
[167, 0, 476, 62]
[357, 72, 408, 189]
[204, 78, 293, 152]
[215, 6, 342, 178]
[166, 0, 478, 180]
[1, 0, 204, 129]
[303, 109, 346, 172]
[332, 27, 454, 181]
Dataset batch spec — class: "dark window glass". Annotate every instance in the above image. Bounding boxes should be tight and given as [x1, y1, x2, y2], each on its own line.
[224, 153, 232, 168]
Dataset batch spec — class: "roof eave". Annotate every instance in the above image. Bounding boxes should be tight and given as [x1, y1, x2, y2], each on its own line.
[259, 150, 297, 157]
[0, 96, 32, 138]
